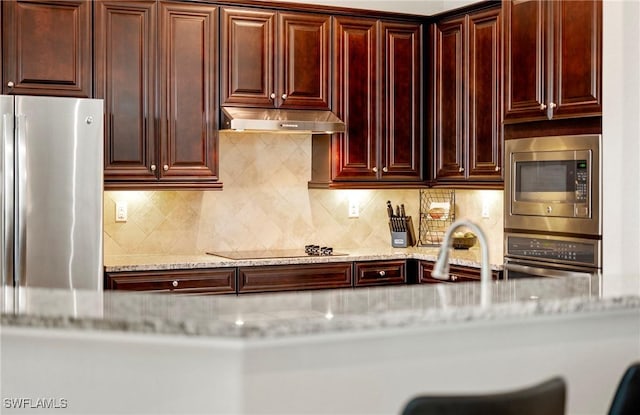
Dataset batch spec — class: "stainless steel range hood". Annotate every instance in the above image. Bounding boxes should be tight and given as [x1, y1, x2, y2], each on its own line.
[221, 106, 345, 134]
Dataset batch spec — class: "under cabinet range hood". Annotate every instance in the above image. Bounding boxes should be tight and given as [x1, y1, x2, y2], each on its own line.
[221, 106, 345, 134]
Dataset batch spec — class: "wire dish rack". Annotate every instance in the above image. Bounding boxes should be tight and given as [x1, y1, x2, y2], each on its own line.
[417, 189, 455, 246]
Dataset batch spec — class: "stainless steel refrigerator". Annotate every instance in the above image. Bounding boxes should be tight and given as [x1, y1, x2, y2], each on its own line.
[1, 95, 103, 290]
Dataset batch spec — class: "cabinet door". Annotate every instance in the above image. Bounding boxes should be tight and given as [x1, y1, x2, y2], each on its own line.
[381, 21, 422, 181]
[551, 0, 601, 119]
[159, 2, 219, 182]
[95, 0, 157, 183]
[278, 12, 331, 110]
[503, 0, 547, 122]
[432, 17, 465, 181]
[332, 17, 378, 181]
[2, 0, 91, 97]
[221, 7, 275, 107]
[467, 8, 502, 180]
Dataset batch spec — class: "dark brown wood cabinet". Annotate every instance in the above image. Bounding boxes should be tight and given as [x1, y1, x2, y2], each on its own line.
[105, 268, 236, 294]
[322, 17, 422, 187]
[96, 1, 221, 189]
[2, 0, 92, 97]
[418, 260, 501, 284]
[354, 260, 407, 287]
[221, 7, 331, 110]
[238, 263, 352, 293]
[504, 0, 602, 123]
[430, 5, 502, 186]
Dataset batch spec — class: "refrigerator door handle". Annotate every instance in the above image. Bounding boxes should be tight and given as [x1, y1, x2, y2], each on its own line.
[2, 113, 15, 286]
[15, 114, 26, 286]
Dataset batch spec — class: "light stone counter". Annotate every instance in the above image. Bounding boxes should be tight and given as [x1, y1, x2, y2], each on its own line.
[104, 246, 502, 273]
[2, 275, 640, 415]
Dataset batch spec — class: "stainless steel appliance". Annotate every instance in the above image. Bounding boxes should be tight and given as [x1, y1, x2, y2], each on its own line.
[504, 134, 602, 281]
[504, 134, 601, 235]
[1, 95, 104, 290]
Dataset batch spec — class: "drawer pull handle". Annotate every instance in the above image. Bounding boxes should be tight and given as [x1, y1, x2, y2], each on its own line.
[378, 270, 386, 277]
[172, 280, 178, 288]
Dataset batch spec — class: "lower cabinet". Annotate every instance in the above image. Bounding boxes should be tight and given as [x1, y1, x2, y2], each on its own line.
[353, 260, 407, 287]
[104, 268, 236, 295]
[417, 260, 501, 284]
[238, 263, 352, 293]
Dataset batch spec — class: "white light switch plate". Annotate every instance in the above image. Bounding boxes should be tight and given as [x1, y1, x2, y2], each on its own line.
[115, 201, 128, 222]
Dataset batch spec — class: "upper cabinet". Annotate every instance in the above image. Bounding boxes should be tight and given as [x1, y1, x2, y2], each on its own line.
[2, 0, 92, 97]
[221, 7, 331, 110]
[95, 1, 221, 189]
[430, 5, 502, 186]
[323, 17, 422, 186]
[504, 0, 602, 123]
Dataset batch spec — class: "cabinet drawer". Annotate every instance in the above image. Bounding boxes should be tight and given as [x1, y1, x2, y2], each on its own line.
[105, 269, 236, 294]
[354, 260, 407, 287]
[418, 261, 500, 284]
[238, 263, 352, 293]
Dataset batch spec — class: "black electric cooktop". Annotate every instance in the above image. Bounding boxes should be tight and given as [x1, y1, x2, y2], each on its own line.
[206, 250, 348, 260]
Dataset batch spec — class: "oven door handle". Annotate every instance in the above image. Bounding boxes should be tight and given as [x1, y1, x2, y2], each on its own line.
[504, 263, 593, 278]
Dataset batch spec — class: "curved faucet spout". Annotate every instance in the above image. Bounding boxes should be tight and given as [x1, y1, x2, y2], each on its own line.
[432, 219, 491, 307]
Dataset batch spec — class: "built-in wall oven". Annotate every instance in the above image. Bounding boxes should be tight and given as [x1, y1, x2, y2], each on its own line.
[504, 134, 602, 280]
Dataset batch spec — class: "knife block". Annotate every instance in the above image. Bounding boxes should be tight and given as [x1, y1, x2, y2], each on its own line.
[389, 216, 416, 248]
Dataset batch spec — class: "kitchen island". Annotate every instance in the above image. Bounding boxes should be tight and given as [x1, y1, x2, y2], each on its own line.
[2, 274, 639, 415]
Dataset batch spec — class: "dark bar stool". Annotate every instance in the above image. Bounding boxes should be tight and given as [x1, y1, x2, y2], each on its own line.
[608, 362, 640, 415]
[401, 377, 566, 415]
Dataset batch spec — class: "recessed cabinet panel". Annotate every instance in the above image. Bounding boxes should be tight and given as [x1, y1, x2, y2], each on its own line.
[278, 12, 331, 109]
[552, 0, 601, 118]
[3, 0, 91, 96]
[332, 17, 378, 181]
[221, 8, 275, 106]
[504, 0, 545, 120]
[95, 0, 156, 181]
[468, 8, 502, 179]
[433, 17, 465, 180]
[382, 22, 422, 181]
[159, 2, 218, 181]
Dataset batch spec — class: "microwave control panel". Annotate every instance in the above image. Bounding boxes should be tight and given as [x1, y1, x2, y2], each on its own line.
[575, 160, 588, 203]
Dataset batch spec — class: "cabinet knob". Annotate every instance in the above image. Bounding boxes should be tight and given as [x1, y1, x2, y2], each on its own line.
[549, 102, 557, 109]
[539, 103, 547, 110]
[7, 81, 14, 88]
[372, 166, 378, 173]
[378, 270, 386, 277]
[150, 164, 157, 172]
[163, 164, 169, 171]
[459, 167, 464, 173]
[450, 275, 458, 281]
[172, 280, 178, 288]
[382, 166, 388, 173]
[270, 92, 276, 100]
[495, 166, 501, 172]
[281, 93, 288, 100]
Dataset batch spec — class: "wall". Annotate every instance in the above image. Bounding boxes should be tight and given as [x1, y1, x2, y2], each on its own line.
[602, 0, 640, 284]
[104, 132, 504, 263]
[271, 0, 481, 16]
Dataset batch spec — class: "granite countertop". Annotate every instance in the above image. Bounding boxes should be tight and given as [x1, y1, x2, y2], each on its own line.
[3, 274, 640, 340]
[104, 246, 502, 272]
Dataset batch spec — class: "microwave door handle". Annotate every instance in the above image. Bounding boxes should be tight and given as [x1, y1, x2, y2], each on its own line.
[505, 263, 592, 279]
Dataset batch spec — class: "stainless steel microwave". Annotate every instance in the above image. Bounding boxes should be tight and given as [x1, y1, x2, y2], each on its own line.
[504, 134, 601, 236]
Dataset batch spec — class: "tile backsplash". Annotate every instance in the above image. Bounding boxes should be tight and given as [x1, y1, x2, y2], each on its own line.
[104, 131, 504, 263]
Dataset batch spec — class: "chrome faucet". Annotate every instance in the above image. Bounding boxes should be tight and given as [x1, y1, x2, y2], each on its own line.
[432, 219, 492, 307]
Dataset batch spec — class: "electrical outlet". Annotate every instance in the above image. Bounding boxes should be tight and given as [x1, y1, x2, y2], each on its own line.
[115, 201, 128, 222]
[481, 200, 490, 219]
[348, 198, 359, 218]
